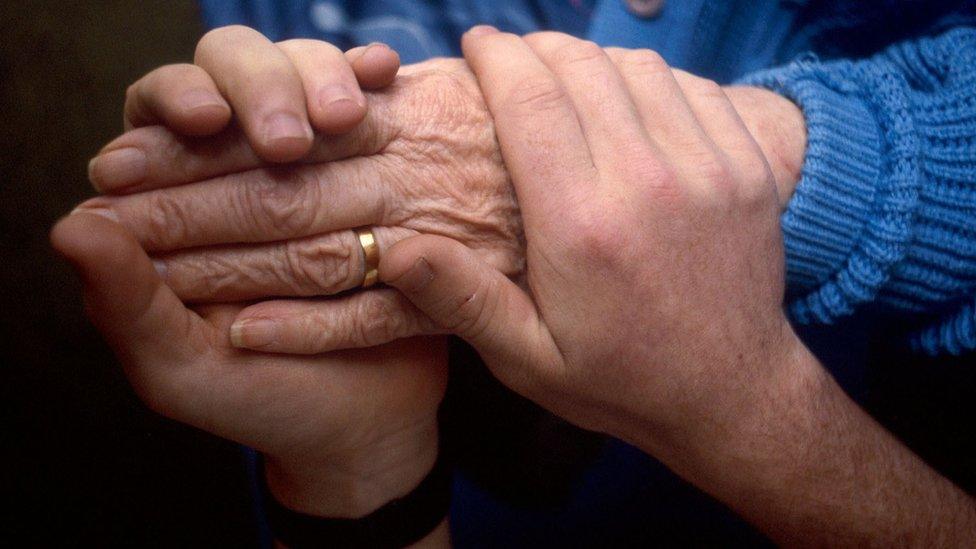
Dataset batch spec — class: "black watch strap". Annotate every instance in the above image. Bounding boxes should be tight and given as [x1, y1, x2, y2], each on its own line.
[260, 454, 452, 549]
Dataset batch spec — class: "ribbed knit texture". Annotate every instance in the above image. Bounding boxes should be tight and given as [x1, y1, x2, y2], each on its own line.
[743, 27, 976, 355]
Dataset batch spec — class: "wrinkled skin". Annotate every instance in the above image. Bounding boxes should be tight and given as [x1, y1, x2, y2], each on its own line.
[79, 59, 526, 351]
[81, 55, 802, 353]
[88, 59, 521, 287]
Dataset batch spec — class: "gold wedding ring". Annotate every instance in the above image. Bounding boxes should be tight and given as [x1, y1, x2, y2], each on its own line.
[355, 227, 380, 288]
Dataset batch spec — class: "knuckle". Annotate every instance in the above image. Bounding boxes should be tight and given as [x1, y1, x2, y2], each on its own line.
[145, 192, 190, 249]
[523, 30, 570, 49]
[238, 171, 319, 236]
[506, 76, 567, 114]
[736, 156, 777, 207]
[568, 210, 631, 267]
[181, 251, 237, 297]
[281, 234, 356, 295]
[351, 294, 406, 347]
[629, 156, 679, 193]
[277, 38, 341, 56]
[196, 25, 254, 58]
[699, 154, 734, 184]
[552, 39, 606, 69]
[620, 48, 670, 76]
[298, 313, 335, 352]
[687, 75, 726, 102]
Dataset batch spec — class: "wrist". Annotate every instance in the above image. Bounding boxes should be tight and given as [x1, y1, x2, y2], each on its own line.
[724, 85, 806, 208]
[679, 334, 833, 491]
[630, 323, 830, 490]
[264, 416, 440, 519]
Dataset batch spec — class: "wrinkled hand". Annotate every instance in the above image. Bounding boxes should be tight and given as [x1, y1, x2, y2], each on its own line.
[80, 39, 520, 353]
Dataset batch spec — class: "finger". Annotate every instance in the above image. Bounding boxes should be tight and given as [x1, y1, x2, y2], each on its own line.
[229, 289, 441, 353]
[154, 226, 415, 302]
[382, 234, 563, 396]
[276, 39, 368, 135]
[194, 25, 313, 163]
[49, 211, 208, 373]
[672, 70, 772, 183]
[523, 33, 652, 178]
[88, 98, 397, 195]
[603, 48, 716, 165]
[344, 43, 400, 90]
[75, 158, 388, 252]
[461, 26, 595, 226]
[123, 64, 232, 137]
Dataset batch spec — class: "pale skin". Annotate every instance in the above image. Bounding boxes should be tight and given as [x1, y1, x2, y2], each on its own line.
[62, 24, 976, 545]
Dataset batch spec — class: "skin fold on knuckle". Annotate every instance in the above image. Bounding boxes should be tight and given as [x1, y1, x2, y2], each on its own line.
[349, 294, 409, 348]
[171, 252, 248, 301]
[549, 39, 607, 71]
[505, 76, 568, 117]
[281, 234, 356, 295]
[142, 191, 192, 250]
[194, 25, 255, 65]
[570, 210, 633, 271]
[620, 48, 670, 77]
[238, 171, 318, 238]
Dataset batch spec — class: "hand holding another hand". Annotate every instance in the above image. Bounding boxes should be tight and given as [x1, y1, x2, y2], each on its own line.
[53, 28, 451, 527]
[79, 26, 805, 356]
[384, 26, 805, 459]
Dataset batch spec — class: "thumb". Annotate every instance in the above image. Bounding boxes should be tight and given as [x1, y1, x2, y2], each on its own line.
[50, 210, 205, 369]
[380, 235, 562, 394]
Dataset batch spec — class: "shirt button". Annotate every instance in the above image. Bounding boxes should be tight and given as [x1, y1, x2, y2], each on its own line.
[624, 0, 665, 18]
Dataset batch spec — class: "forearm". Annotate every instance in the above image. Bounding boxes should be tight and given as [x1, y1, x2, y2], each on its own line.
[652, 340, 976, 546]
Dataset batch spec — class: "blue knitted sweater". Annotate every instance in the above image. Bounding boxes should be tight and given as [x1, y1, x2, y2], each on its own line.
[200, 0, 976, 355]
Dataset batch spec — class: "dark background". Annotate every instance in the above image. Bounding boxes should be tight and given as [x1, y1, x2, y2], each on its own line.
[2, 2, 257, 545]
[3, 1, 974, 547]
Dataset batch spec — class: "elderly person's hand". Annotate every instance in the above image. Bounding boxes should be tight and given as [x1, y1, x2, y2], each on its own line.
[378, 28, 976, 546]
[78, 27, 804, 354]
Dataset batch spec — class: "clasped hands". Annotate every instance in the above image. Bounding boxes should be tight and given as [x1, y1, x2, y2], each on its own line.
[52, 24, 815, 532]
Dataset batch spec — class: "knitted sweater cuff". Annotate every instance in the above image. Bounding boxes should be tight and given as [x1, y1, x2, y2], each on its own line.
[741, 59, 909, 325]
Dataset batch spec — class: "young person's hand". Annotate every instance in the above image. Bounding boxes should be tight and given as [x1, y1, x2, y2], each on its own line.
[104, 24, 400, 167]
[376, 28, 976, 546]
[50, 211, 448, 525]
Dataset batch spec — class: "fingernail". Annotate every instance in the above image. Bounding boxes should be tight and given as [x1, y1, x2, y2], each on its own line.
[365, 42, 390, 55]
[467, 25, 499, 37]
[152, 259, 167, 279]
[178, 88, 226, 112]
[388, 256, 435, 292]
[230, 319, 278, 349]
[88, 148, 147, 191]
[318, 83, 366, 112]
[262, 112, 312, 146]
[70, 206, 120, 223]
